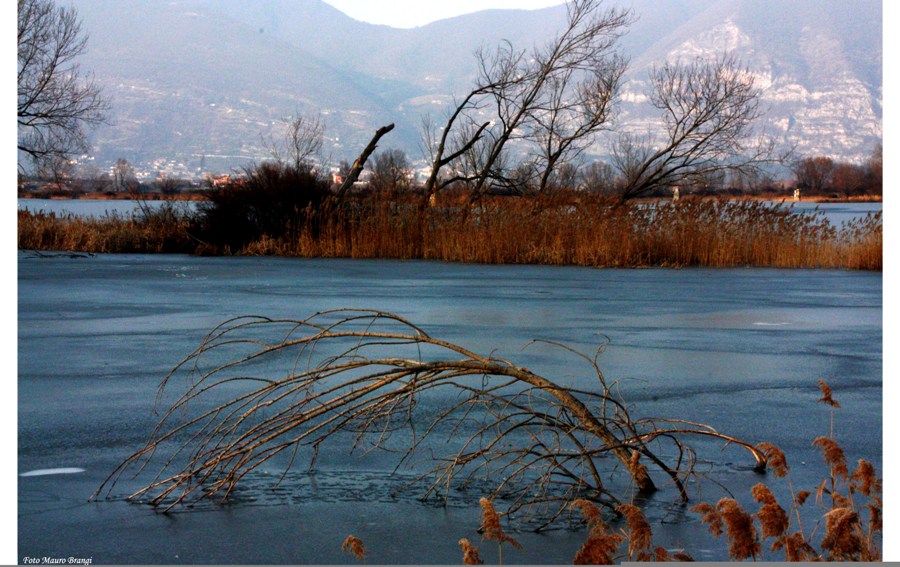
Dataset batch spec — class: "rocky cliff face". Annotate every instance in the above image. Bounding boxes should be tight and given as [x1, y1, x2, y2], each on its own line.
[617, 1, 881, 164]
[69, 0, 882, 174]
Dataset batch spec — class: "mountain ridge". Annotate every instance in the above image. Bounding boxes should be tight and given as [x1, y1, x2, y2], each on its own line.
[69, 0, 882, 177]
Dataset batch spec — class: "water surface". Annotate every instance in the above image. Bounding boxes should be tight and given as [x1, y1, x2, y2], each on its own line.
[18, 254, 882, 563]
[17, 198, 880, 226]
[18, 198, 198, 218]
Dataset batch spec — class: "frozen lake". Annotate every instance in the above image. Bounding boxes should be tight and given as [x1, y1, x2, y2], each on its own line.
[17, 197, 881, 227]
[18, 198, 199, 218]
[18, 254, 882, 563]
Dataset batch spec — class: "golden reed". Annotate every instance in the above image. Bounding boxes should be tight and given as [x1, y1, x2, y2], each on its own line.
[19, 194, 882, 270]
[340, 535, 366, 561]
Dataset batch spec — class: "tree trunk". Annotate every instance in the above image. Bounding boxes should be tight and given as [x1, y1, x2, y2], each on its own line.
[338, 124, 395, 198]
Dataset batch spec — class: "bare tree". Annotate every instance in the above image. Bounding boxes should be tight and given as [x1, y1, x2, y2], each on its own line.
[79, 163, 111, 193]
[370, 148, 412, 193]
[423, 0, 631, 203]
[526, 52, 626, 193]
[262, 114, 326, 171]
[864, 143, 882, 195]
[792, 156, 835, 195]
[726, 168, 774, 196]
[94, 310, 769, 526]
[36, 154, 73, 186]
[831, 163, 866, 198]
[18, 0, 108, 171]
[337, 124, 395, 197]
[156, 175, 184, 196]
[112, 158, 135, 193]
[418, 114, 440, 166]
[614, 55, 775, 201]
[579, 160, 616, 193]
[421, 90, 493, 201]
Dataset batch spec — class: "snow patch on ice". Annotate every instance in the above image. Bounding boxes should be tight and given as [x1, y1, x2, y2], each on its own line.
[20, 467, 86, 477]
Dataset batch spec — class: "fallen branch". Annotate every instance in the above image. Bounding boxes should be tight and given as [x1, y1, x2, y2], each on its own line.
[93, 309, 766, 523]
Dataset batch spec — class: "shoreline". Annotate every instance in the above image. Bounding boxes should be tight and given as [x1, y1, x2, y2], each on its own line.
[18, 191, 884, 204]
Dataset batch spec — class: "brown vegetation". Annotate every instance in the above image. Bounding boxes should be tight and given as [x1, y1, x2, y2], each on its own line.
[17, 206, 194, 254]
[19, 191, 882, 270]
[340, 535, 367, 561]
[572, 500, 626, 564]
[793, 145, 882, 199]
[458, 538, 484, 565]
[93, 309, 769, 525]
[479, 498, 522, 564]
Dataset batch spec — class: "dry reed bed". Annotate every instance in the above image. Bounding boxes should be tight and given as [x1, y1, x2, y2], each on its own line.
[18, 197, 882, 270]
[17, 209, 195, 254]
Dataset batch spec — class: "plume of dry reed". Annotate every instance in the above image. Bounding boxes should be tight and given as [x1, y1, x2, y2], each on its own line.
[478, 498, 521, 564]
[850, 459, 880, 497]
[751, 484, 789, 544]
[458, 538, 484, 565]
[615, 504, 652, 560]
[693, 498, 760, 561]
[571, 499, 625, 565]
[652, 546, 694, 562]
[813, 436, 849, 481]
[568, 498, 694, 563]
[717, 499, 762, 561]
[754, 442, 789, 478]
[817, 379, 841, 408]
[817, 378, 841, 437]
[820, 508, 863, 560]
[341, 535, 366, 560]
[783, 532, 819, 562]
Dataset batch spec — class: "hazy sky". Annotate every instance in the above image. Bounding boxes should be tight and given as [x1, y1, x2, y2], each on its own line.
[321, 0, 566, 28]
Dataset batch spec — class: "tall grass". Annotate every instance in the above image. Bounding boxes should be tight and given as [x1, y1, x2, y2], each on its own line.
[17, 204, 195, 254]
[19, 192, 882, 270]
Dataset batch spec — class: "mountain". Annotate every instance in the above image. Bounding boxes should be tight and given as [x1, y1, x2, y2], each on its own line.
[73, 0, 401, 173]
[621, 0, 882, 163]
[69, 0, 882, 177]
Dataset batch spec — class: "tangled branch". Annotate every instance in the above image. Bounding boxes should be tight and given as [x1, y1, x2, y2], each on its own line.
[93, 309, 766, 524]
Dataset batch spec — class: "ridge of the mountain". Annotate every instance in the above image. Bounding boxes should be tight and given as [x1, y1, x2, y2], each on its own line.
[70, 0, 882, 175]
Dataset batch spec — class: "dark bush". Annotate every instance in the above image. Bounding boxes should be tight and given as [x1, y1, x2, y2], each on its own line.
[194, 162, 332, 252]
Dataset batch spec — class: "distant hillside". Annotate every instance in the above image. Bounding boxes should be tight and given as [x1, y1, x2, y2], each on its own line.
[620, 0, 882, 163]
[70, 0, 882, 176]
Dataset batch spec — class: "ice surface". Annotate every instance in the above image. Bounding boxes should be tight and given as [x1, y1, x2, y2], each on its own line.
[18, 253, 882, 563]
[19, 468, 86, 477]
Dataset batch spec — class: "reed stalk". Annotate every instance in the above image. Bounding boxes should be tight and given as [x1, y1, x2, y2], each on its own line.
[19, 194, 882, 270]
